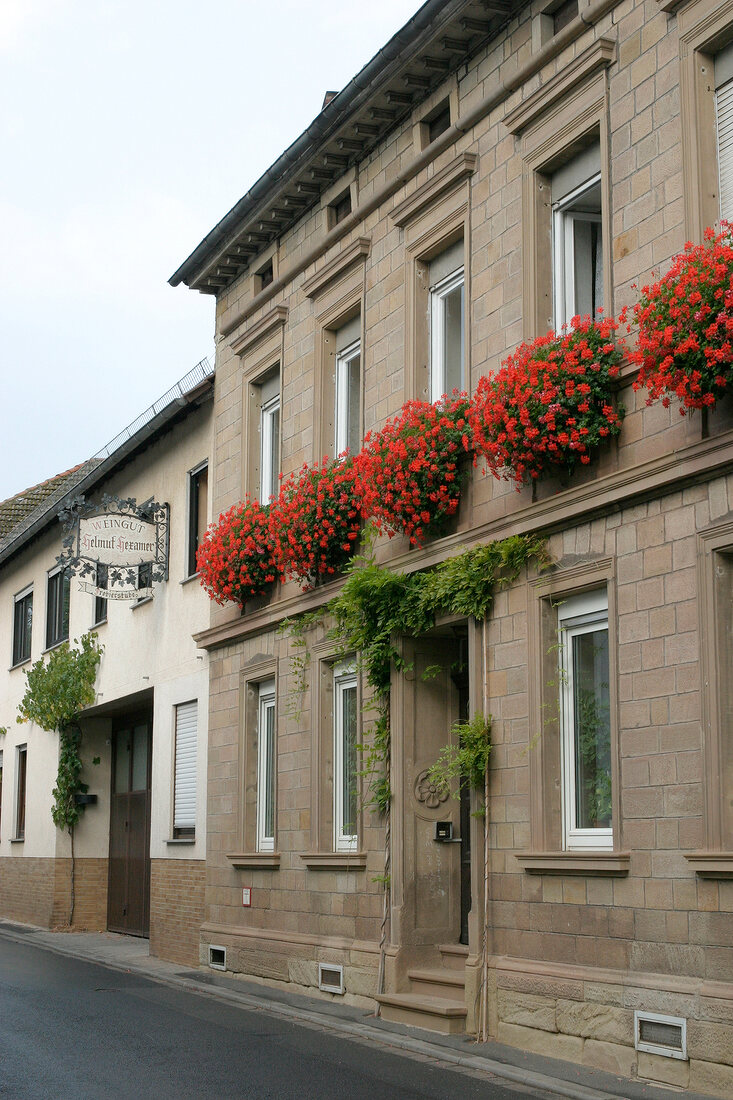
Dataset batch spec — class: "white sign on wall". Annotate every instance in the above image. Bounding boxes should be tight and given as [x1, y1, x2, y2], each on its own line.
[56, 495, 169, 601]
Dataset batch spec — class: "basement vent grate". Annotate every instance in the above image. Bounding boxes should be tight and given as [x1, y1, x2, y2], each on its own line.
[318, 963, 344, 995]
[634, 1011, 687, 1060]
[208, 945, 227, 971]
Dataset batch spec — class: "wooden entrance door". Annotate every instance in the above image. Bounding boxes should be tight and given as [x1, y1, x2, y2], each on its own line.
[108, 714, 152, 937]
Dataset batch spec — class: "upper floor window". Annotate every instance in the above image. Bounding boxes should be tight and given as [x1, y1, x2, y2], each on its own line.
[257, 680, 276, 853]
[558, 590, 612, 851]
[333, 662, 358, 853]
[329, 190, 352, 227]
[429, 239, 465, 402]
[552, 145, 603, 328]
[715, 43, 733, 221]
[12, 585, 33, 666]
[334, 317, 361, 457]
[93, 564, 107, 626]
[187, 462, 208, 578]
[258, 372, 280, 503]
[46, 568, 69, 650]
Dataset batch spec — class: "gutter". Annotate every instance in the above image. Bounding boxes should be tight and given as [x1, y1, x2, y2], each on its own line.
[219, 0, 620, 338]
[168, 0, 484, 289]
[0, 374, 214, 571]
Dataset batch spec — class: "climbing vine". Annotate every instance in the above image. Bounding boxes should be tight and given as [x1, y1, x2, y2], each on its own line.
[281, 532, 549, 809]
[17, 632, 103, 925]
[427, 713, 492, 804]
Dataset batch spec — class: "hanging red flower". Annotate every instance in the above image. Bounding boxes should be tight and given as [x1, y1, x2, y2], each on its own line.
[356, 396, 472, 546]
[633, 225, 733, 412]
[269, 456, 362, 588]
[196, 498, 280, 607]
[469, 314, 627, 487]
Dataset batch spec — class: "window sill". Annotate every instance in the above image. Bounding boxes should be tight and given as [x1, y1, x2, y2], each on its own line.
[9, 657, 31, 671]
[225, 851, 280, 869]
[166, 838, 196, 846]
[131, 596, 153, 610]
[515, 851, 630, 875]
[43, 639, 69, 655]
[10, 837, 24, 844]
[300, 851, 367, 871]
[91, 619, 107, 629]
[684, 852, 733, 878]
[180, 572, 201, 587]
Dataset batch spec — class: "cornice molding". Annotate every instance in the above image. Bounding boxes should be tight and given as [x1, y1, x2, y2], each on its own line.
[390, 152, 477, 228]
[503, 38, 617, 135]
[302, 237, 371, 299]
[230, 304, 288, 357]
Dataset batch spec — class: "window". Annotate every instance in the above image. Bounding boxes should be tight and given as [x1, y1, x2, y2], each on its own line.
[334, 317, 361, 457]
[333, 663, 358, 852]
[257, 261, 274, 291]
[46, 568, 69, 649]
[557, 591, 612, 851]
[429, 240, 465, 401]
[12, 586, 32, 666]
[187, 463, 208, 577]
[15, 745, 27, 841]
[93, 564, 107, 626]
[256, 680, 276, 852]
[716, 43, 733, 221]
[425, 99, 451, 144]
[258, 373, 280, 502]
[552, 146, 603, 328]
[330, 190, 352, 227]
[138, 562, 152, 594]
[173, 701, 197, 839]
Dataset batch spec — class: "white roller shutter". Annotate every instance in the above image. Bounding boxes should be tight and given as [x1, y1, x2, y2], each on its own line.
[174, 701, 197, 831]
[717, 80, 733, 223]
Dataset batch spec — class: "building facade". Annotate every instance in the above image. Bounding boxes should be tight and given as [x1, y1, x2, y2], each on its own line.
[171, 0, 733, 1094]
[0, 361, 213, 967]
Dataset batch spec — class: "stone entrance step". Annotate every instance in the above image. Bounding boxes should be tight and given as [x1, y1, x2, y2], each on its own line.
[376, 992, 468, 1035]
[407, 966, 466, 1001]
[439, 942, 469, 971]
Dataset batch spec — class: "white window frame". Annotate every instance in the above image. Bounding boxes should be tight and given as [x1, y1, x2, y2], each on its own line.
[333, 662, 358, 853]
[173, 700, 197, 838]
[335, 338, 361, 457]
[256, 680, 276, 853]
[429, 267, 465, 403]
[557, 590, 613, 852]
[260, 393, 280, 503]
[552, 172, 602, 329]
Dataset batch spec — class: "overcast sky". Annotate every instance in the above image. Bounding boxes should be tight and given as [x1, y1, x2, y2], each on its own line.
[0, 0, 421, 502]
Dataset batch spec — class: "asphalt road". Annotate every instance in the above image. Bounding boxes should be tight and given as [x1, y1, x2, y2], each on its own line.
[0, 936, 556, 1100]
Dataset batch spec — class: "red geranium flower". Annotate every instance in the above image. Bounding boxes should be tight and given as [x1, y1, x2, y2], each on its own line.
[633, 225, 733, 412]
[269, 456, 362, 589]
[196, 497, 280, 607]
[356, 396, 472, 546]
[469, 315, 627, 487]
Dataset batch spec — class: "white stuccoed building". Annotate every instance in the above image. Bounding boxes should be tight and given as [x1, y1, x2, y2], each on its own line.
[0, 359, 213, 966]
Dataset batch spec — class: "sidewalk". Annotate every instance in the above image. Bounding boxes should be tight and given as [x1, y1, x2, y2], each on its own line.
[0, 919, 711, 1100]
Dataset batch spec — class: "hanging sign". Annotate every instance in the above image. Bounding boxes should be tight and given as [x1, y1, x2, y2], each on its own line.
[56, 494, 169, 601]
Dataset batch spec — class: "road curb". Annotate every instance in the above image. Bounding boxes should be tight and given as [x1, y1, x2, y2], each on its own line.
[0, 924, 707, 1100]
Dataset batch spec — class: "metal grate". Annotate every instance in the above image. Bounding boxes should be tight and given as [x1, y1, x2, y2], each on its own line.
[208, 945, 227, 971]
[318, 963, 344, 995]
[635, 1011, 687, 1060]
